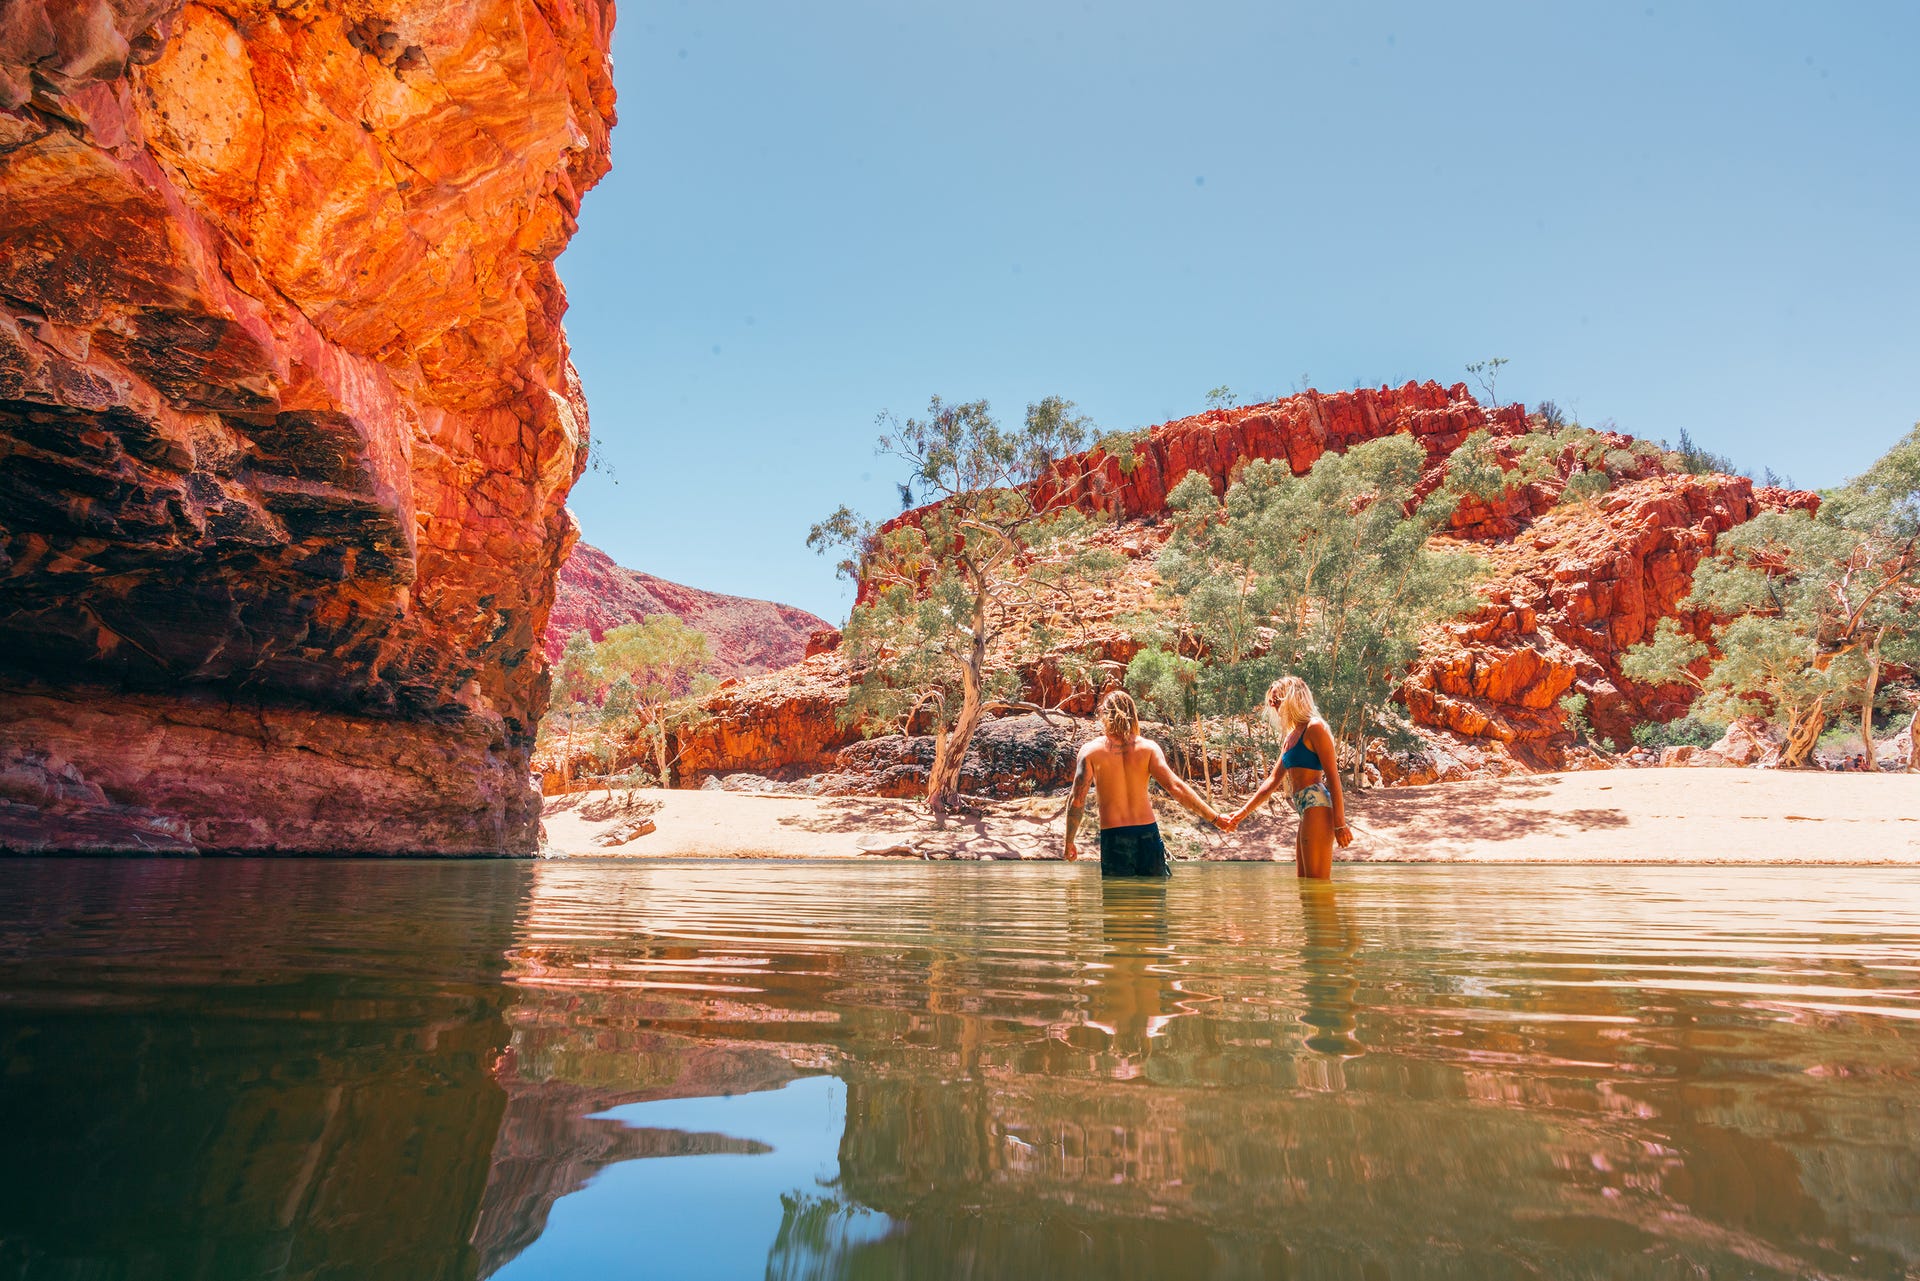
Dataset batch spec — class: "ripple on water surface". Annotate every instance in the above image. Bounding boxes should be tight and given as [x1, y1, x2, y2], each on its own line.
[0, 860, 1917, 1280]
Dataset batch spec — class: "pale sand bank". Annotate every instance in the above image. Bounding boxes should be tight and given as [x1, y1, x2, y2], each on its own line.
[540, 769, 1920, 864]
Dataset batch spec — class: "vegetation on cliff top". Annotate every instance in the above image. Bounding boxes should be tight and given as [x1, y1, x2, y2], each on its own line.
[1129, 434, 1485, 790]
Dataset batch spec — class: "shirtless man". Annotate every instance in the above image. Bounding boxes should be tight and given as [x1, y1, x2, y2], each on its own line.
[1064, 690, 1231, 876]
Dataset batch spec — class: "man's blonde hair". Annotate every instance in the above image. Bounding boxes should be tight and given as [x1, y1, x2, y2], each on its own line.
[1265, 675, 1319, 741]
[1099, 689, 1139, 741]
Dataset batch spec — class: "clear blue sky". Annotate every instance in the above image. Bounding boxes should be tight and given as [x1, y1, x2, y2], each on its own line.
[557, 0, 1918, 624]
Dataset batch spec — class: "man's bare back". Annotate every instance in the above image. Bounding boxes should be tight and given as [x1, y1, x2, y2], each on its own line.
[1075, 734, 1161, 830]
[1065, 692, 1227, 874]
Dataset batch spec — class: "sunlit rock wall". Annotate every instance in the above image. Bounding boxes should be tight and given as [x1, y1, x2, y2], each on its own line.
[0, 0, 616, 852]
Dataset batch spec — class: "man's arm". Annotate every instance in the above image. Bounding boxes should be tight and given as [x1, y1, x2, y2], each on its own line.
[1147, 741, 1227, 828]
[1063, 747, 1093, 861]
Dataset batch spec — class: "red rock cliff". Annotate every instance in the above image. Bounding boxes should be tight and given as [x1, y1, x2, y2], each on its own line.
[664, 385, 1818, 787]
[0, 0, 616, 852]
[544, 542, 830, 679]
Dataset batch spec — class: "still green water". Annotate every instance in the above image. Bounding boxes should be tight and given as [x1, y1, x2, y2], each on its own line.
[0, 860, 1916, 1280]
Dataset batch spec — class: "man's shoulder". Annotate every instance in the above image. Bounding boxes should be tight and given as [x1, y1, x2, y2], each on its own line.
[1081, 733, 1161, 757]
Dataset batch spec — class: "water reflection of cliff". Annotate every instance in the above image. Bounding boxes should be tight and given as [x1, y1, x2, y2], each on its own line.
[468, 1039, 798, 1276]
[4, 861, 1915, 1280]
[0, 862, 813, 1280]
[0, 861, 531, 1281]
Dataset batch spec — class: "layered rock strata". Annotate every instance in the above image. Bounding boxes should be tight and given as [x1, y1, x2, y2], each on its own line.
[0, 0, 615, 852]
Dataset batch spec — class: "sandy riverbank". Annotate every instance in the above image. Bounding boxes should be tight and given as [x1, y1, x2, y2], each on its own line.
[541, 769, 1920, 864]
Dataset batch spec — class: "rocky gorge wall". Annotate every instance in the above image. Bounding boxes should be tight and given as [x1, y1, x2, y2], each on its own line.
[0, 0, 615, 852]
[648, 384, 1819, 792]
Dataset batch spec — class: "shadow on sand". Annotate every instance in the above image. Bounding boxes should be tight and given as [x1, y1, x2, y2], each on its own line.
[775, 797, 1056, 859]
[1354, 776, 1629, 851]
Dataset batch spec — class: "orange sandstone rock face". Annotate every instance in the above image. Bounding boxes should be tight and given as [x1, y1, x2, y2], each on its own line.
[1404, 474, 1777, 761]
[0, 0, 615, 852]
[1028, 382, 1532, 525]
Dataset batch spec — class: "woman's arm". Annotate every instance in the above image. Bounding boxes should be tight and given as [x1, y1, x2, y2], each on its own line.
[1307, 720, 1352, 844]
[1229, 759, 1286, 827]
[1147, 742, 1228, 827]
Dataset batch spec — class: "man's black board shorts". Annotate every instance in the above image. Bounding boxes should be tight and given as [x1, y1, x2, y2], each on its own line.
[1099, 822, 1172, 878]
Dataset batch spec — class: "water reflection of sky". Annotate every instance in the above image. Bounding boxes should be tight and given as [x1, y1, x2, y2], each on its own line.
[493, 1077, 888, 1281]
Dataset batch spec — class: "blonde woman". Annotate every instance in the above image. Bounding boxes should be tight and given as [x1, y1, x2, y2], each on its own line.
[1229, 677, 1352, 879]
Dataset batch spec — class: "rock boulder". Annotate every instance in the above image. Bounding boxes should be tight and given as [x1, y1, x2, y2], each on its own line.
[1710, 717, 1781, 767]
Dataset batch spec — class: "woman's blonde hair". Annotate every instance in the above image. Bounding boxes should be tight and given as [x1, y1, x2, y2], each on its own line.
[1099, 689, 1139, 741]
[1265, 675, 1319, 742]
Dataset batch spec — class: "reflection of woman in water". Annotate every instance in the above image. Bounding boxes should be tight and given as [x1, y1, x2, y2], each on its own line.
[1297, 882, 1363, 1058]
[1230, 677, 1352, 879]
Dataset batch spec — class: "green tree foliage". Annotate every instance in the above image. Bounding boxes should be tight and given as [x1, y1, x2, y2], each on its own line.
[1204, 385, 1238, 409]
[1122, 622, 1222, 794]
[601, 675, 636, 721]
[1630, 716, 1719, 752]
[1557, 691, 1610, 751]
[1623, 425, 1920, 767]
[1443, 425, 1662, 510]
[1663, 426, 1740, 476]
[1125, 643, 1203, 730]
[1821, 422, 1920, 539]
[809, 396, 1118, 814]
[1139, 434, 1485, 787]
[597, 616, 715, 787]
[551, 631, 602, 710]
[546, 632, 604, 788]
[1821, 422, 1920, 765]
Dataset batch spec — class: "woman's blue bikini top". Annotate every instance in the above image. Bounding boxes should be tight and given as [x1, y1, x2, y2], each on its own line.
[1280, 731, 1323, 771]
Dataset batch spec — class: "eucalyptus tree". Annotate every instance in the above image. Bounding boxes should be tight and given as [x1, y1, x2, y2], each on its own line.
[809, 396, 1118, 815]
[598, 616, 714, 787]
[545, 631, 604, 789]
[1821, 423, 1920, 766]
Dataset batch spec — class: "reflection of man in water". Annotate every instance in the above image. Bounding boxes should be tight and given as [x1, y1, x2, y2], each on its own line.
[1298, 883, 1363, 1058]
[1085, 879, 1183, 1076]
[1064, 691, 1228, 876]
